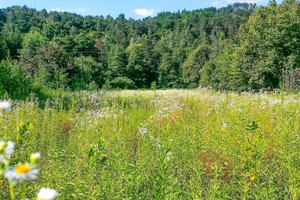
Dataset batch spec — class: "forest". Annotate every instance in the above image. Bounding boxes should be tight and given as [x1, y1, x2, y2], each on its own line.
[0, 0, 299, 98]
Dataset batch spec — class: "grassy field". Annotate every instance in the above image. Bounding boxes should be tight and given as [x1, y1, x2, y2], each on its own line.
[0, 90, 299, 199]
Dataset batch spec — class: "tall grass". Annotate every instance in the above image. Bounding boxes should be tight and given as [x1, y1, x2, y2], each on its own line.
[0, 90, 299, 199]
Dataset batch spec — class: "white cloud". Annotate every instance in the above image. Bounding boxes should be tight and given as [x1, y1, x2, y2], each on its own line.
[76, 8, 87, 14]
[211, 1, 223, 7]
[134, 8, 155, 17]
[48, 7, 69, 13]
[48, 7, 87, 15]
[210, 0, 264, 7]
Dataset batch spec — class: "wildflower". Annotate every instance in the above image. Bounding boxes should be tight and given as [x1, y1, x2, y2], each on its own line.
[137, 127, 147, 136]
[0, 101, 11, 110]
[30, 153, 41, 164]
[5, 141, 14, 157]
[4, 163, 38, 183]
[0, 141, 14, 162]
[37, 187, 57, 200]
[166, 151, 172, 161]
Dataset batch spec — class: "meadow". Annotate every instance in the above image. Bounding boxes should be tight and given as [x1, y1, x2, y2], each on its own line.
[0, 90, 299, 199]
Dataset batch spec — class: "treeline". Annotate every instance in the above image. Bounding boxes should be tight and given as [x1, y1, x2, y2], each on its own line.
[0, 0, 299, 97]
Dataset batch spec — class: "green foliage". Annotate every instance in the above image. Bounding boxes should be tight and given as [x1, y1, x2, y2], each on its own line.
[1, 23, 23, 58]
[20, 28, 47, 56]
[32, 67, 69, 91]
[21, 43, 69, 75]
[234, 0, 300, 90]
[110, 77, 136, 89]
[158, 51, 183, 88]
[245, 121, 258, 131]
[182, 44, 212, 88]
[74, 32, 97, 57]
[0, 36, 9, 60]
[150, 81, 157, 89]
[126, 41, 147, 88]
[107, 45, 127, 81]
[200, 42, 237, 90]
[0, 1, 299, 95]
[0, 60, 31, 98]
[71, 56, 104, 90]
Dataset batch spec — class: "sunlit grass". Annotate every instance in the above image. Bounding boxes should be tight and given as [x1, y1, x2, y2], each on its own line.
[0, 90, 299, 199]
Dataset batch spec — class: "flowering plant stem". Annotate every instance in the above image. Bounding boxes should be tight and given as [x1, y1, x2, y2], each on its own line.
[9, 180, 15, 200]
[22, 182, 26, 199]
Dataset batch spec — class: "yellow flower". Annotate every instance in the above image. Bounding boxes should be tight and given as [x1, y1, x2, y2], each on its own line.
[15, 164, 31, 174]
[30, 153, 41, 164]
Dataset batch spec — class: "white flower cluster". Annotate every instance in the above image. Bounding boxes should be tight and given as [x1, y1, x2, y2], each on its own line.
[0, 101, 11, 110]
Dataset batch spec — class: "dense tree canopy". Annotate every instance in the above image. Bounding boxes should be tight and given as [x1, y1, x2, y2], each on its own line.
[0, 1, 299, 95]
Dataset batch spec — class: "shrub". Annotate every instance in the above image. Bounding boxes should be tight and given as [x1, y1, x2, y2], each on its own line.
[110, 77, 136, 89]
[0, 60, 32, 99]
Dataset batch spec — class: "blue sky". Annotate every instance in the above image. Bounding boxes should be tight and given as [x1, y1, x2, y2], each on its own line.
[0, 0, 282, 19]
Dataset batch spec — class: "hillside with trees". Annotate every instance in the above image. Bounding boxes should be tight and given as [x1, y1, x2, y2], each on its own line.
[0, 0, 299, 98]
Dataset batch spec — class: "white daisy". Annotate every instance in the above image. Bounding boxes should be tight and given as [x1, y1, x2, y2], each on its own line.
[5, 141, 14, 158]
[4, 163, 38, 183]
[37, 187, 57, 200]
[0, 141, 14, 162]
